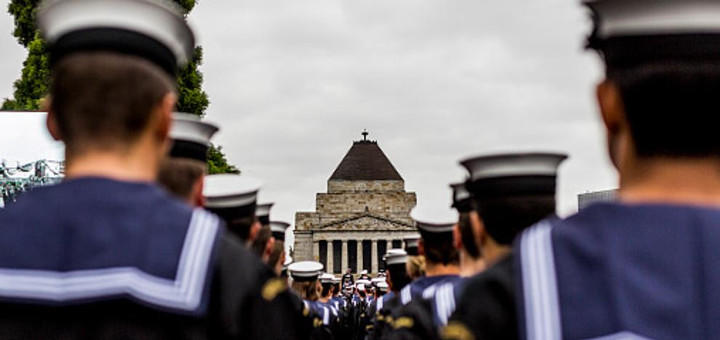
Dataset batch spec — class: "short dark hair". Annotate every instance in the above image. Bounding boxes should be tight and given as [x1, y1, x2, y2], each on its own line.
[386, 263, 411, 293]
[50, 52, 175, 154]
[419, 231, 459, 266]
[610, 61, 720, 158]
[475, 194, 555, 245]
[321, 282, 333, 297]
[157, 157, 205, 200]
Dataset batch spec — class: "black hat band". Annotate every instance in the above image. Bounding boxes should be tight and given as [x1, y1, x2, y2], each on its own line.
[169, 140, 209, 163]
[589, 34, 720, 73]
[272, 231, 285, 241]
[50, 27, 178, 75]
[466, 175, 557, 200]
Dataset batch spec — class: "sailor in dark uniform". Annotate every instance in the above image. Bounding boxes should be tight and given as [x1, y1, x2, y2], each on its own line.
[386, 181, 490, 340]
[203, 174, 264, 246]
[383, 208, 461, 340]
[289, 261, 335, 340]
[157, 113, 219, 206]
[515, 2, 720, 339]
[442, 153, 566, 340]
[268, 221, 291, 275]
[367, 249, 411, 340]
[398, 208, 462, 307]
[0, 1, 293, 339]
[342, 267, 355, 290]
[204, 176, 312, 339]
[251, 203, 275, 262]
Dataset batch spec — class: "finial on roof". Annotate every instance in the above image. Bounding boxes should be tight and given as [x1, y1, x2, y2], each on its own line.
[362, 129, 369, 141]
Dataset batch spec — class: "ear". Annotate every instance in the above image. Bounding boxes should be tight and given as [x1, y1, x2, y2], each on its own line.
[265, 237, 276, 258]
[46, 102, 62, 142]
[418, 239, 425, 256]
[469, 211, 486, 249]
[155, 92, 175, 141]
[596, 80, 627, 168]
[191, 176, 205, 207]
[453, 224, 462, 250]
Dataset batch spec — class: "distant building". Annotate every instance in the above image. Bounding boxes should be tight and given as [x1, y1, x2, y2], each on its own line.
[578, 189, 617, 210]
[294, 132, 417, 274]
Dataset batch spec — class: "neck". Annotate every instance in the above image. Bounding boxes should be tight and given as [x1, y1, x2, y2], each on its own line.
[424, 262, 460, 277]
[318, 296, 331, 303]
[64, 137, 163, 182]
[482, 241, 511, 267]
[619, 158, 720, 207]
[459, 251, 486, 277]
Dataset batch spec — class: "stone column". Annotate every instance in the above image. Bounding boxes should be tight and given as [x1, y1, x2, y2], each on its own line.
[341, 240, 348, 272]
[327, 240, 334, 274]
[371, 239, 378, 274]
[312, 240, 319, 261]
[357, 239, 363, 273]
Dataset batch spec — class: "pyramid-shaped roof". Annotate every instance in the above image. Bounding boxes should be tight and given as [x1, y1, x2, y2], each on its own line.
[329, 140, 403, 181]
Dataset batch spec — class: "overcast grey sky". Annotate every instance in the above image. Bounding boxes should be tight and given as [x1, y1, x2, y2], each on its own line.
[0, 0, 618, 231]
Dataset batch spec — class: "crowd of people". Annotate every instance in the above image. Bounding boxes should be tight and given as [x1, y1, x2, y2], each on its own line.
[2, 0, 720, 339]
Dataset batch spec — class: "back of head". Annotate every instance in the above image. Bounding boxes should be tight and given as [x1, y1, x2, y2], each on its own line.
[291, 280, 319, 301]
[50, 52, 175, 155]
[386, 263, 411, 292]
[406, 255, 426, 280]
[586, 1, 720, 159]
[477, 194, 556, 245]
[419, 231, 459, 266]
[157, 157, 205, 200]
[611, 62, 720, 158]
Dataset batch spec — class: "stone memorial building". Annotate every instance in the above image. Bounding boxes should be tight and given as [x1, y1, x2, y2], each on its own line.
[294, 132, 417, 274]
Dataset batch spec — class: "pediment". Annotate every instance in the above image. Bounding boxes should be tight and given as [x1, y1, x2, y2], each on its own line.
[318, 214, 415, 232]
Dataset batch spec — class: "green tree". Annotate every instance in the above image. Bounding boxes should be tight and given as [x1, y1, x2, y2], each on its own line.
[2, 0, 237, 174]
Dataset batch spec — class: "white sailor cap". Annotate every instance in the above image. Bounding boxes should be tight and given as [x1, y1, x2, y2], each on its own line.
[332, 276, 341, 284]
[169, 113, 219, 163]
[357, 279, 371, 286]
[255, 203, 274, 225]
[411, 206, 458, 234]
[450, 182, 473, 213]
[319, 273, 335, 284]
[403, 235, 421, 256]
[583, 0, 720, 71]
[203, 174, 262, 219]
[288, 261, 324, 282]
[371, 277, 386, 286]
[459, 153, 567, 199]
[270, 221, 290, 241]
[376, 281, 389, 292]
[361, 269, 368, 275]
[383, 249, 408, 266]
[38, 0, 195, 75]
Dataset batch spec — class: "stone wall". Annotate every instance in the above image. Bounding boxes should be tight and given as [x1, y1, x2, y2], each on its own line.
[328, 180, 404, 193]
[316, 192, 416, 216]
[293, 230, 314, 261]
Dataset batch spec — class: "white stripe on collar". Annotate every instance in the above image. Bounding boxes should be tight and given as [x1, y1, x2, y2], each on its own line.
[0, 209, 220, 312]
[520, 221, 561, 340]
[401, 285, 412, 305]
